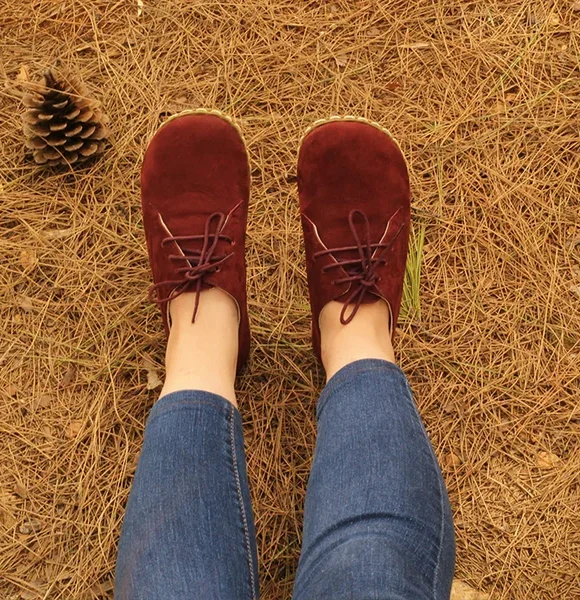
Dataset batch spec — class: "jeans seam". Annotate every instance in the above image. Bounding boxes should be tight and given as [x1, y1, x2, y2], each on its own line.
[431, 446, 446, 600]
[229, 404, 257, 600]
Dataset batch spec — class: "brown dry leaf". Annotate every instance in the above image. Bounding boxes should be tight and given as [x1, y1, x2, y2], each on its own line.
[106, 47, 122, 58]
[505, 92, 518, 103]
[175, 96, 187, 104]
[335, 54, 348, 67]
[16, 65, 30, 82]
[573, 1, 580, 12]
[90, 578, 114, 597]
[0, 508, 17, 529]
[29, 393, 53, 412]
[143, 356, 162, 390]
[19, 249, 37, 270]
[65, 421, 83, 439]
[38, 394, 53, 408]
[42, 425, 52, 438]
[548, 13, 560, 26]
[444, 452, 462, 467]
[536, 450, 561, 469]
[366, 26, 380, 37]
[13, 482, 28, 499]
[18, 296, 33, 312]
[6, 383, 18, 397]
[20, 591, 39, 600]
[569, 284, 580, 298]
[18, 518, 42, 535]
[60, 365, 77, 388]
[43, 227, 75, 239]
[403, 42, 431, 49]
[450, 579, 490, 600]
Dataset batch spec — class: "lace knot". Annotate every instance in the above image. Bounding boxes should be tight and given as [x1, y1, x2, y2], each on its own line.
[313, 208, 404, 325]
[149, 212, 233, 322]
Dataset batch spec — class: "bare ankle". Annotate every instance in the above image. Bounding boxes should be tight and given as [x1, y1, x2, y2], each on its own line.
[320, 300, 395, 381]
[160, 289, 239, 406]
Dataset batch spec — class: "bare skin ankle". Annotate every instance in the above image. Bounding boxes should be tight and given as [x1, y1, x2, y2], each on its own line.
[159, 288, 240, 406]
[319, 300, 396, 382]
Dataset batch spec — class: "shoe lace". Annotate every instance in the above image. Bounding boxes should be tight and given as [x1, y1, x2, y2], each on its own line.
[313, 209, 404, 325]
[148, 212, 233, 322]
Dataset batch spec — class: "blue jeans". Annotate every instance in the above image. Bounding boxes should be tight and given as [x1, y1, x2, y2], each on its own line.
[115, 359, 455, 599]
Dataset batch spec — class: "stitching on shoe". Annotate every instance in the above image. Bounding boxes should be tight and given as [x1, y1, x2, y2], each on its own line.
[229, 404, 257, 600]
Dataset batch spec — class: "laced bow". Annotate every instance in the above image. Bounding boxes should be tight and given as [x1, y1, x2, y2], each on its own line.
[314, 209, 404, 325]
[149, 212, 232, 322]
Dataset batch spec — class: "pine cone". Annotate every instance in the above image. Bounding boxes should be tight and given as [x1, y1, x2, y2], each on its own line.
[22, 69, 109, 167]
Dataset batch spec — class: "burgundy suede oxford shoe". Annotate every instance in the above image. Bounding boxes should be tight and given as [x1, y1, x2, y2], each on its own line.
[141, 109, 250, 371]
[297, 117, 411, 362]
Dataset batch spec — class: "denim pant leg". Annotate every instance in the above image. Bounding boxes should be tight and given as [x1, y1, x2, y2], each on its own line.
[114, 391, 259, 600]
[293, 359, 455, 600]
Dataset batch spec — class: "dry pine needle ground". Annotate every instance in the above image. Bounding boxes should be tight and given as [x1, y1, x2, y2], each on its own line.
[1, 1, 579, 599]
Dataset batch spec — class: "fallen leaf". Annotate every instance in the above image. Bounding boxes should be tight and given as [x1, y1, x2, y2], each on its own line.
[505, 92, 517, 102]
[137, 0, 144, 17]
[403, 42, 431, 49]
[42, 425, 52, 438]
[18, 580, 46, 600]
[106, 47, 122, 59]
[90, 578, 114, 597]
[29, 393, 53, 412]
[143, 356, 162, 390]
[19, 249, 37, 270]
[0, 508, 17, 529]
[573, 1, 580, 12]
[366, 27, 380, 37]
[548, 13, 560, 26]
[43, 227, 74, 239]
[16, 65, 30, 82]
[536, 450, 561, 469]
[128, 452, 140, 471]
[60, 365, 77, 388]
[335, 54, 348, 67]
[18, 296, 33, 312]
[444, 452, 462, 468]
[6, 384, 18, 397]
[38, 394, 53, 408]
[65, 421, 83, 439]
[451, 579, 490, 600]
[13, 483, 28, 499]
[569, 284, 580, 298]
[18, 518, 42, 535]
[175, 96, 187, 104]
[385, 80, 402, 92]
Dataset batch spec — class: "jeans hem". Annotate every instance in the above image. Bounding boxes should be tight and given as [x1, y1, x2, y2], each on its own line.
[147, 389, 238, 425]
[317, 359, 407, 419]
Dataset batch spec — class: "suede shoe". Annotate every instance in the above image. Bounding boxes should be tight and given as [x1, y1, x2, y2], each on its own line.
[297, 117, 411, 362]
[141, 109, 250, 371]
